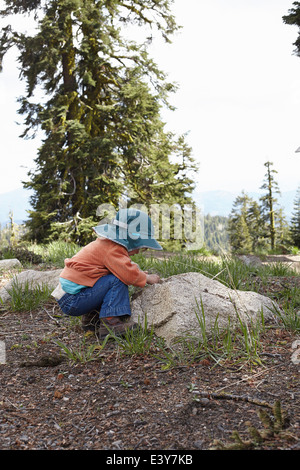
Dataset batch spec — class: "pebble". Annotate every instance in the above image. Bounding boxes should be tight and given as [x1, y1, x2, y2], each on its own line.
[193, 440, 204, 449]
[291, 341, 300, 365]
[197, 398, 210, 406]
[291, 352, 300, 365]
[111, 440, 123, 450]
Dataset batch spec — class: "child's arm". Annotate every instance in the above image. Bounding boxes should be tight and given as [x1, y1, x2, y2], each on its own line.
[103, 244, 161, 287]
[104, 247, 147, 287]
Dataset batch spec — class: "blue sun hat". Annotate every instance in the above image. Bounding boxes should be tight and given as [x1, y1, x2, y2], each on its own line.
[93, 208, 162, 252]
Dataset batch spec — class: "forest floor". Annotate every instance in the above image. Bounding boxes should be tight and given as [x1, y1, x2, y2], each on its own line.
[0, 263, 299, 453]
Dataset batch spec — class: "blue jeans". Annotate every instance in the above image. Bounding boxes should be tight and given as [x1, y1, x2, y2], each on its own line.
[58, 274, 131, 319]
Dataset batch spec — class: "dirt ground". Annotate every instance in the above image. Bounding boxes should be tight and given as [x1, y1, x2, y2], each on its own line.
[0, 272, 299, 453]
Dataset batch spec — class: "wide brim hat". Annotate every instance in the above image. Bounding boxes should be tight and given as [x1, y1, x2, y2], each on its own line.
[93, 208, 162, 252]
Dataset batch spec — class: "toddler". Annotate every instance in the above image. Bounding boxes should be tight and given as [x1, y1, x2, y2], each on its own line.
[52, 209, 161, 338]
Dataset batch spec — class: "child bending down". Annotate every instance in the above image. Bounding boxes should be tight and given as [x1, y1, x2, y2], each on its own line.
[51, 209, 161, 338]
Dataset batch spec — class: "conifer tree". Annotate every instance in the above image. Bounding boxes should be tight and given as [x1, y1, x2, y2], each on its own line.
[259, 161, 281, 250]
[275, 208, 291, 250]
[228, 191, 267, 254]
[246, 200, 265, 252]
[203, 215, 229, 254]
[283, 2, 300, 56]
[228, 192, 253, 253]
[283, 4, 300, 249]
[290, 187, 300, 248]
[0, 0, 197, 244]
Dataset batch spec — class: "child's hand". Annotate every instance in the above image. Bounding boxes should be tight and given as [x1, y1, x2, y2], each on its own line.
[146, 273, 160, 285]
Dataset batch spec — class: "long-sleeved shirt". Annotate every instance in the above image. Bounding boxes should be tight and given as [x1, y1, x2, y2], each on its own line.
[59, 238, 147, 288]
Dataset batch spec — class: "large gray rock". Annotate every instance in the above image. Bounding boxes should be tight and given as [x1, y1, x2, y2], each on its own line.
[0, 269, 62, 302]
[0, 259, 22, 270]
[131, 272, 277, 345]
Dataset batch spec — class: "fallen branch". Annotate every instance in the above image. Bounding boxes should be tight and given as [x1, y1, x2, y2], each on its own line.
[215, 364, 281, 393]
[43, 307, 61, 326]
[195, 391, 273, 409]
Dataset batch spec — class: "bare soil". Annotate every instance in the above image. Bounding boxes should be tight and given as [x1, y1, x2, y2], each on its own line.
[0, 271, 299, 453]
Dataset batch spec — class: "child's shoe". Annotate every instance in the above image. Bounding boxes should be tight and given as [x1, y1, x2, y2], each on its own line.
[97, 316, 137, 339]
[81, 311, 100, 331]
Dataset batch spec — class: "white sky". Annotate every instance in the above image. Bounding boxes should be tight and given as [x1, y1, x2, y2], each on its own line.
[0, 0, 300, 195]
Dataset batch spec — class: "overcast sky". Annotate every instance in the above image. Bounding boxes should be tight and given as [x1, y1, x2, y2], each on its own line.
[0, 0, 300, 196]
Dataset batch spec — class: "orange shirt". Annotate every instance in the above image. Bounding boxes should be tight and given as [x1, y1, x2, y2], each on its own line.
[60, 238, 147, 288]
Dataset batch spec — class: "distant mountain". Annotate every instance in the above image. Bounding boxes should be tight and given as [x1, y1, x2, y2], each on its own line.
[0, 186, 298, 226]
[193, 189, 297, 220]
[0, 187, 33, 226]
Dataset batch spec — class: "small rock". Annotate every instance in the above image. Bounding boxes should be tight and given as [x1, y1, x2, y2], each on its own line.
[193, 440, 204, 449]
[134, 408, 146, 413]
[197, 398, 210, 406]
[111, 440, 123, 450]
[291, 340, 300, 365]
[238, 255, 262, 267]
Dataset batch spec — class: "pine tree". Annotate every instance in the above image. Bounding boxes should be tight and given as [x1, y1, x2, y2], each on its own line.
[283, 2, 300, 56]
[259, 161, 281, 250]
[0, 0, 197, 244]
[275, 208, 291, 251]
[283, 6, 300, 249]
[228, 192, 253, 253]
[203, 214, 229, 254]
[246, 200, 266, 252]
[290, 187, 300, 248]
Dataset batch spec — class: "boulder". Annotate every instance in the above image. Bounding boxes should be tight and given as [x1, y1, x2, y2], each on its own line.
[0, 269, 62, 302]
[0, 259, 22, 270]
[131, 272, 277, 345]
[238, 255, 263, 267]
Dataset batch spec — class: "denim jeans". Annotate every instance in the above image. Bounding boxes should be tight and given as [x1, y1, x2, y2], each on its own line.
[58, 274, 131, 319]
